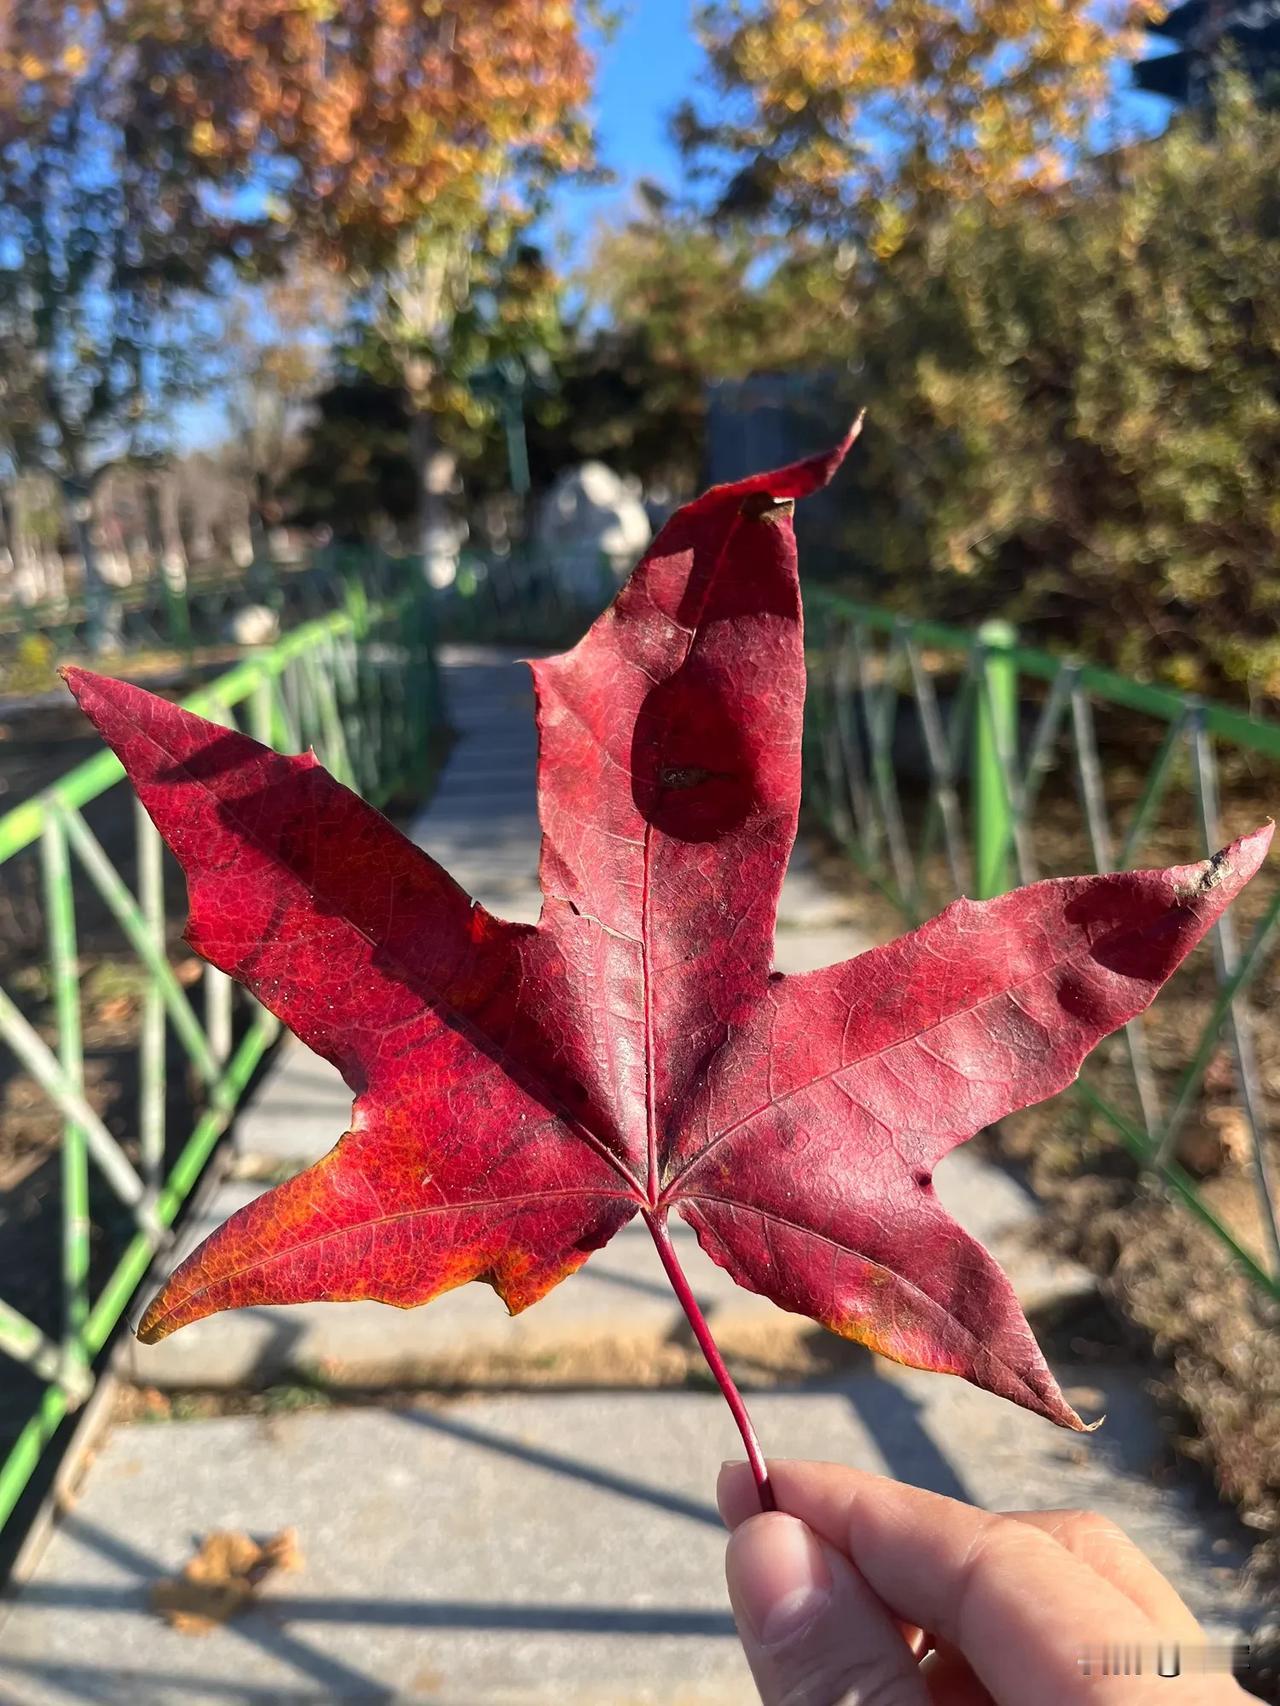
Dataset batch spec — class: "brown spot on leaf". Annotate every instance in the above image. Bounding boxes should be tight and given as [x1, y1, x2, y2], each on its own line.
[740, 492, 795, 525]
[660, 765, 721, 790]
[1173, 850, 1233, 902]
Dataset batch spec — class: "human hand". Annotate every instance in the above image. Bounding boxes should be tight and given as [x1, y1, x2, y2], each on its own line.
[718, 1460, 1250, 1705]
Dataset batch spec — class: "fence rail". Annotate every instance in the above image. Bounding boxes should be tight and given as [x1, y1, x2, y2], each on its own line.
[803, 589, 1280, 1300]
[0, 551, 396, 685]
[0, 584, 441, 1542]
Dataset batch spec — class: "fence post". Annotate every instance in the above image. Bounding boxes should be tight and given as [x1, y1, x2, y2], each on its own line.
[973, 619, 1017, 900]
[161, 566, 193, 661]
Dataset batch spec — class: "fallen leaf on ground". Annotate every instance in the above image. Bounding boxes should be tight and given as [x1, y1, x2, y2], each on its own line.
[150, 1528, 301, 1635]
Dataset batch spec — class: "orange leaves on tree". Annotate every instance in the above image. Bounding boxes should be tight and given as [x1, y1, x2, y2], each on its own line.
[1, 1, 594, 267]
[146, 0, 595, 260]
[682, 0, 1168, 248]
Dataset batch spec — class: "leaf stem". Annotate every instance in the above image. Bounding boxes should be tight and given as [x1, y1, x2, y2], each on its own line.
[643, 1208, 775, 1513]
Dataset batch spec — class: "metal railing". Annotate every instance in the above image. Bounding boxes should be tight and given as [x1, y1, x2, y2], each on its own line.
[803, 589, 1280, 1300]
[0, 551, 391, 683]
[418, 542, 622, 647]
[0, 583, 441, 1540]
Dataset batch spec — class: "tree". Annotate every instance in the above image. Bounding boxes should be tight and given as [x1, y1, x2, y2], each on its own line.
[286, 242, 584, 546]
[285, 376, 417, 542]
[0, 0, 599, 624]
[138, 1, 596, 265]
[0, 0, 240, 646]
[526, 323, 707, 499]
[678, 0, 1161, 253]
[139, 0, 600, 554]
[216, 261, 348, 569]
[353, 228, 572, 560]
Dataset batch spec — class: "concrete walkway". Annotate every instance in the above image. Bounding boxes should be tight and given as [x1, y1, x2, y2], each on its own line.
[0, 647, 1268, 1704]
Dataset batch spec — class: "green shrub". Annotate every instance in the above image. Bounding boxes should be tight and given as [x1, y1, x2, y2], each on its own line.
[831, 81, 1280, 704]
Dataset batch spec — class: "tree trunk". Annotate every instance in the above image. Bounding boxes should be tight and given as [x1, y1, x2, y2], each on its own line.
[144, 474, 166, 577]
[0, 485, 15, 583]
[158, 470, 189, 591]
[65, 475, 122, 655]
[409, 404, 461, 588]
[3, 481, 36, 599]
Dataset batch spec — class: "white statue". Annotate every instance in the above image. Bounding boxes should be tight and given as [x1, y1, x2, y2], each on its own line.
[535, 463, 651, 603]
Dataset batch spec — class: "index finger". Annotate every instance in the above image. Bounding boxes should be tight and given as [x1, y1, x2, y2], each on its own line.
[718, 1462, 1240, 1704]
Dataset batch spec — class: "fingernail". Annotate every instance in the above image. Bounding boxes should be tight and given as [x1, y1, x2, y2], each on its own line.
[729, 1514, 833, 1648]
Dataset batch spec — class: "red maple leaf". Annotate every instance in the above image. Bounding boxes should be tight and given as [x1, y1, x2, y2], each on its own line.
[64, 434, 1270, 1507]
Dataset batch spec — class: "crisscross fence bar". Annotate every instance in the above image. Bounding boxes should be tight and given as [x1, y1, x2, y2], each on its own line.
[0, 585, 441, 1541]
[804, 590, 1280, 1300]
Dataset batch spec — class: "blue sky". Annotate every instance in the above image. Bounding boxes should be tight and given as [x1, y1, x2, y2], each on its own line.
[547, 0, 705, 255]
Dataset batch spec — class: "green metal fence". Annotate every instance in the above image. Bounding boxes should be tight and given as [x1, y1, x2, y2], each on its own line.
[0, 585, 441, 1541]
[803, 589, 1280, 1301]
[420, 543, 621, 647]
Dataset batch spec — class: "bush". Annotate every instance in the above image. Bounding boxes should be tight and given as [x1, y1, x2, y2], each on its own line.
[831, 82, 1280, 704]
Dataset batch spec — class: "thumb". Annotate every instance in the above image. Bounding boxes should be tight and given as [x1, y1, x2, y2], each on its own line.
[726, 1512, 929, 1706]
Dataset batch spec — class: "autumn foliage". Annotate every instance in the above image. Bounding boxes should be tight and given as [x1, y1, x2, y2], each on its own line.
[0, 0, 598, 577]
[679, 0, 1162, 251]
[0, 0, 593, 261]
[142, 0, 593, 257]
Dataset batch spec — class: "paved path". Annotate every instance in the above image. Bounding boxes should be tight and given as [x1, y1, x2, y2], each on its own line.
[0, 1381, 1260, 1706]
[0, 647, 1267, 1704]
